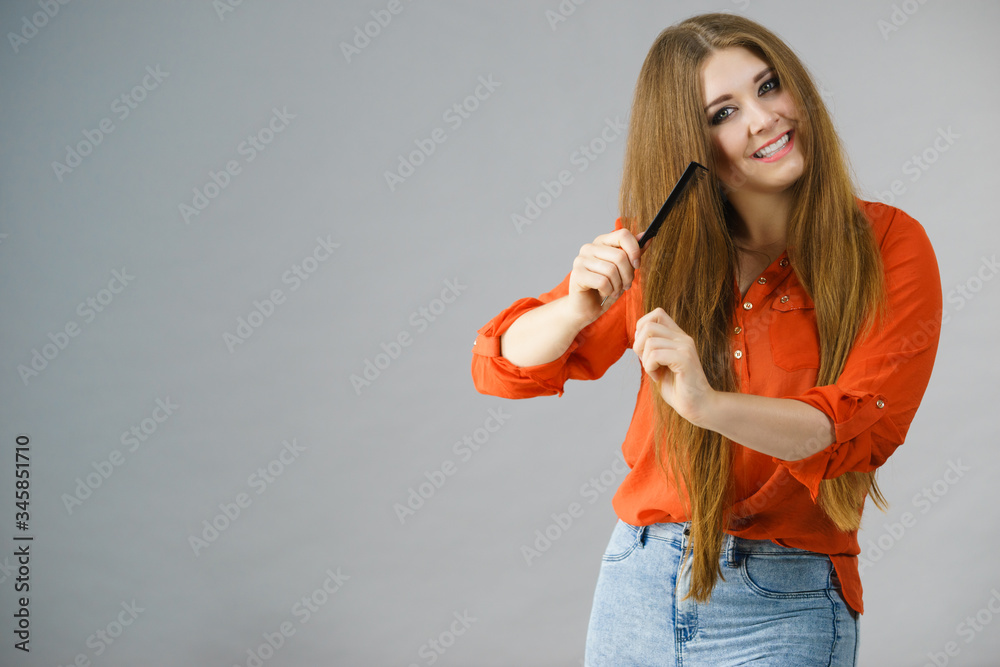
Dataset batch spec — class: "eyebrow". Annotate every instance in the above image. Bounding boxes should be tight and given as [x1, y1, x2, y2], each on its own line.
[704, 67, 774, 112]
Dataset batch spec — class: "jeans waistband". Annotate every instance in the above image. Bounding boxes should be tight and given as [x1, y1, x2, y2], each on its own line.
[634, 520, 824, 568]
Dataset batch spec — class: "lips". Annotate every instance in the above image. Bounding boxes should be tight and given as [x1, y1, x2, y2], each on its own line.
[752, 130, 792, 159]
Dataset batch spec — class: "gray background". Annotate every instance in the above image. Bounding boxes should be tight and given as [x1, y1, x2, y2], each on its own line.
[1, 1, 998, 665]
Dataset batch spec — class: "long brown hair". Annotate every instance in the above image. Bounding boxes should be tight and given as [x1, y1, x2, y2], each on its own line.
[619, 13, 889, 602]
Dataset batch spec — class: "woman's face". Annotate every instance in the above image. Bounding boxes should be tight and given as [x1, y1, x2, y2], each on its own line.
[701, 46, 804, 195]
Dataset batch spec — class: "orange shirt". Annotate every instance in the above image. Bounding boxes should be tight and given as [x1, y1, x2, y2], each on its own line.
[470, 199, 942, 616]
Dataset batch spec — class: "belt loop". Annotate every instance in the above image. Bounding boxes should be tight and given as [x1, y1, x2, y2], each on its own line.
[636, 524, 648, 548]
[725, 533, 738, 568]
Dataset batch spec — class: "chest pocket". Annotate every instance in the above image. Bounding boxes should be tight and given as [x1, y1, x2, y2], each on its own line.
[768, 287, 821, 371]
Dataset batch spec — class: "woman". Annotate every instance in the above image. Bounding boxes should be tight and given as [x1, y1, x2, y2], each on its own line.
[471, 12, 941, 666]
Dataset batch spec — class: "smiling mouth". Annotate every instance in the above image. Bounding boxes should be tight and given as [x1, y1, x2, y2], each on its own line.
[752, 130, 792, 159]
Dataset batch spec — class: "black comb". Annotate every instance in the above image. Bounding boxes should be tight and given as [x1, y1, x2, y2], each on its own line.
[637, 161, 709, 249]
[601, 161, 709, 306]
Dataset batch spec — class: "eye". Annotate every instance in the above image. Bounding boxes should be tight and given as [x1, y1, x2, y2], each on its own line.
[711, 107, 733, 125]
[710, 76, 781, 126]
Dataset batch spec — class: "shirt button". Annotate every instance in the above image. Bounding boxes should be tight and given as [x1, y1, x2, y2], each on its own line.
[734, 350, 742, 359]
[743, 302, 752, 310]
[757, 276, 766, 284]
[734, 326, 742, 334]
[779, 259, 789, 267]
[876, 399, 885, 408]
[780, 295, 789, 303]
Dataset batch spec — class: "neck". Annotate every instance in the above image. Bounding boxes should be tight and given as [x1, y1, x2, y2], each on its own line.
[725, 188, 792, 250]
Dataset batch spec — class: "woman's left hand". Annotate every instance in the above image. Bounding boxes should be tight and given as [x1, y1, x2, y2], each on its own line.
[633, 308, 717, 427]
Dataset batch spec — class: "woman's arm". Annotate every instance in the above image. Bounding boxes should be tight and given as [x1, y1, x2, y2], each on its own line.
[498, 227, 643, 367]
[632, 307, 835, 460]
[498, 296, 592, 367]
[471, 222, 642, 398]
[633, 205, 941, 497]
[694, 392, 835, 461]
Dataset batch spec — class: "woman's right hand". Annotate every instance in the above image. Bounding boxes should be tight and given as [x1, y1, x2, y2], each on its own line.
[567, 228, 645, 325]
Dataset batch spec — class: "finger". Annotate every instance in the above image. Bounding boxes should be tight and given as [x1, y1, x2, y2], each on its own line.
[618, 229, 643, 269]
[573, 256, 622, 297]
[584, 243, 635, 290]
[635, 306, 666, 329]
[633, 320, 682, 358]
[634, 326, 683, 360]
[632, 317, 655, 356]
[641, 338, 688, 374]
[640, 343, 680, 378]
[635, 309, 671, 331]
[595, 229, 643, 271]
[637, 307, 685, 337]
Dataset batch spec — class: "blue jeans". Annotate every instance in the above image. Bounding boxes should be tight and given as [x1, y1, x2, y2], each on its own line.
[585, 519, 859, 666]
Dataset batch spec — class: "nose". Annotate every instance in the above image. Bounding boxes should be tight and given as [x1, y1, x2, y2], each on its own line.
[746, 100, 780, 136]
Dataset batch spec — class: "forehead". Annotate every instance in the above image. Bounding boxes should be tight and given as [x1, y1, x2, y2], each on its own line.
[701, 46, 771, 101]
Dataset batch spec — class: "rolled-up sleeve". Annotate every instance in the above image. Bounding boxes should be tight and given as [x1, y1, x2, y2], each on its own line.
[775, 208, 943, 501]
[470, 269, 630, 398]
[471, 219, 631, 399]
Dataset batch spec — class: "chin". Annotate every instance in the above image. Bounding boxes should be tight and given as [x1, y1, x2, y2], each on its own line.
[732, 157, 805, 193]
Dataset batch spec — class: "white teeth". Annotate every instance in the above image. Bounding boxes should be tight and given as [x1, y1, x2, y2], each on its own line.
[753, 132, 789, 158]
